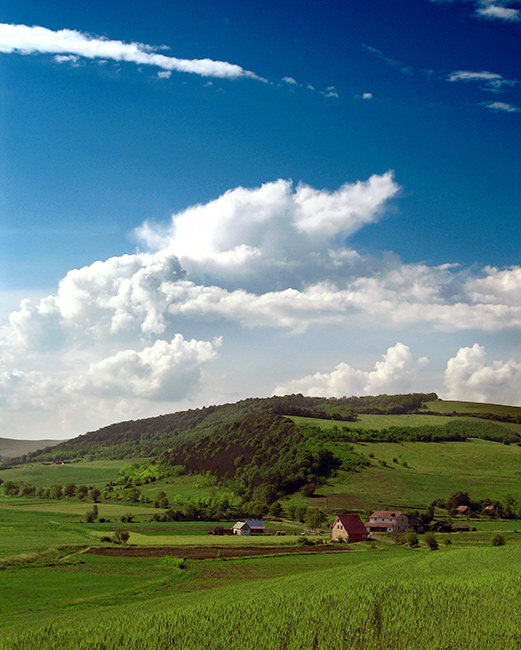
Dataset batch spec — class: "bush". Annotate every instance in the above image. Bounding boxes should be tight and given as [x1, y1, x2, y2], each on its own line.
[424, 532, 439, 550]
[491, 533, 506, 547]
[404, 530, 419, 548]
[162, 556, 187, 569]
[113, 530, 130, 544]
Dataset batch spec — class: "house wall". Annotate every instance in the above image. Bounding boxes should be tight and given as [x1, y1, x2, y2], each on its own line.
[332, 520, 347, 541]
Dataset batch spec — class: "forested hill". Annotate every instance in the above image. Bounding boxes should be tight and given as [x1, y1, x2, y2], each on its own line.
[7, 393, 438, 464]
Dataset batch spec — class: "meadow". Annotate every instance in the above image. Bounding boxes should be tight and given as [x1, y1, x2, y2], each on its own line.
[2, 539, 521, 649]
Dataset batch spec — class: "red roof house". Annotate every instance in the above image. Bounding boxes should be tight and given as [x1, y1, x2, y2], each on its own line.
[331, 514, 368, 542]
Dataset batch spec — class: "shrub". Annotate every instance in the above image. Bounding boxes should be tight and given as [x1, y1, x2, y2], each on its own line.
[405, 530, 419, 548]
[113, 530, 130, 544]
[491, 533, 506, 547]
[162, 556, 187, 569]
[424, 532, 439, 550]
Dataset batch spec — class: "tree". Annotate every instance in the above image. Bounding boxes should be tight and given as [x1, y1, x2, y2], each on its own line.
[404, 530, 419, 548]
[446, 491, 470, 511]
[491, 533, 506, 547]
[64, 483, 76, 497]
[88, 487, 101, 503]
[113, 529, 130, 544]
[50, 484, 63, 499]
[424, 532, 438, 550]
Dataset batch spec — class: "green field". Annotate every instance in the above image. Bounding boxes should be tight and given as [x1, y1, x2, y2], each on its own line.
[0, 459, 133, 487]
[313, 438, 521, 511]
[3, 538, 521, 649]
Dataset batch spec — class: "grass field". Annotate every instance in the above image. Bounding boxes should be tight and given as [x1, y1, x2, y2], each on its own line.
[0, 459, 134, 487]
[3, 540, 521, 649]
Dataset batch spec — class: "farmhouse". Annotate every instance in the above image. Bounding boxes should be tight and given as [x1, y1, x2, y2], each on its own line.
[245, 520, 265, 534]
[331, 514, 368, 542]
[232, 521, 251, 536]
[456, 505, 469, 516]
[365, 511, 409, 534]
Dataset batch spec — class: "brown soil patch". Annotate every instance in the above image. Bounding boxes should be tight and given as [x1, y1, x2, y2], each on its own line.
[86, 544, 351, 560]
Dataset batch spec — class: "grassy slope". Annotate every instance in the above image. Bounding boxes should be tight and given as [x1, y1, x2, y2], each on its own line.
[316, 438, 521, 511]
[0, 438, 64, 459]
[0, 459, 134, 487]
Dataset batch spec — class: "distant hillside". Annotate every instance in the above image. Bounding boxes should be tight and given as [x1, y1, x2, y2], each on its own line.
[6, 393, 437, 464]
[0, 438, 64, 460]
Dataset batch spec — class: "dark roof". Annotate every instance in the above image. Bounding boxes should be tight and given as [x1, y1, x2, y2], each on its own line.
[245, 520, 265, 529]
[335, 514, 368, 536]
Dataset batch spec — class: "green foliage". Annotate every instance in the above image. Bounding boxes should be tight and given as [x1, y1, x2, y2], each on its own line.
[491, 533, 506, 547]
[424, 532, 439, 550]
[112, 529, 130, 544]
[162, 556, 187, 569]
[404, 530, 419, 548]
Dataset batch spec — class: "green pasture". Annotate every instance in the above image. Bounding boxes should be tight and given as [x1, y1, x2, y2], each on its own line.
[308, 438, 521, 511]
[3, 543, 521, 649]
[291, 411, 521, 435]
[425, 399, 521, 417]
[0, 459, 132, 487]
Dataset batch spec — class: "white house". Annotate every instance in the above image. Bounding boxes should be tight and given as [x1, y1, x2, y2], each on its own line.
[365, 511, 409, 534]
[232, 521, 251, 536]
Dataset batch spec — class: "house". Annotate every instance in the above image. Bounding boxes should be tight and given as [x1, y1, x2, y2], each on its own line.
[331, 514, 368, 542]
[365, 511, 409, 534]
[245, 520, 265, 534]
[232, 521, 251, 536]
[406, 514, 424, 534]
[455, 505, 469, 516]
[431, 520, 452, 533]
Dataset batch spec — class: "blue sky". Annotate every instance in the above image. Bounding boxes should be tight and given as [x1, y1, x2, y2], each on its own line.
[1, 0, 521, 439]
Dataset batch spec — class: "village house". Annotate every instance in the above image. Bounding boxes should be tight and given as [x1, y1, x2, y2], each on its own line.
[331, 514, 368, 542]
[365, 511, 409, 534]
[232, 521, 251, 536]
[245, 520, 265, 534]
[455, 505, 469, 516]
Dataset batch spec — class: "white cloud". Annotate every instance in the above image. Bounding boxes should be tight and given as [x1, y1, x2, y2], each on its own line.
[477, 3, 521, 21]
[54, 54, 80, 66]
[282, 76, 298, 85]
[274, 343, 419, 397]
[444, 344, 521, 404]
[481, 101, 521, 112]
[430, 0, 521, 22]
[320, 86, 339, 98]
[0, 23, 262, 80]
[68, 334, 221, 401]
[157, 70, 172, 80]
[3, 177, 521, 437]
[362, 92, 373, 100]
[136, 174, 400, 289]
[448, 70, 519, 91]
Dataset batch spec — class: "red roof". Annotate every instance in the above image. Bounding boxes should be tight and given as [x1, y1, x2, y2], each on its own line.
[335, 514, 368, 536]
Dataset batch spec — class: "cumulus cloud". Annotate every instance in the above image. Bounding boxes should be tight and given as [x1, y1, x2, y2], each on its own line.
[274, 343, 420, 397]
[68, 334, 221, 401]
[136, 174, 400, 290]
[3, 176, 521, 436]
[444, 344, 521, 404]
[0, 23, 261, 80]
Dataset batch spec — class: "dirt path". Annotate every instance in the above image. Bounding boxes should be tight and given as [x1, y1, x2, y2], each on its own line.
[86, 544, 352, 560]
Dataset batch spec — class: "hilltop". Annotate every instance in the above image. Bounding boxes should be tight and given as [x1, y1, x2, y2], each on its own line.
[4, 392, 521, 514]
